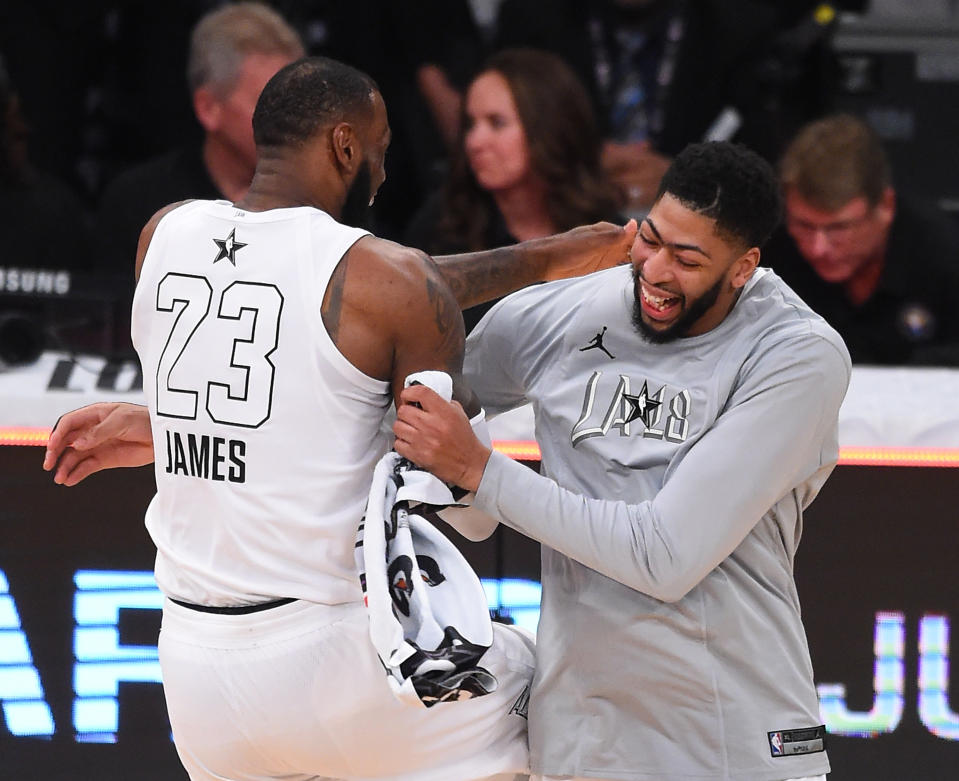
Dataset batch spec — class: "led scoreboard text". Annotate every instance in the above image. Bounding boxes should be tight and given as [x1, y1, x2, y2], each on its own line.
[1, 569, 957, 744]
[0, 570, 542, 741]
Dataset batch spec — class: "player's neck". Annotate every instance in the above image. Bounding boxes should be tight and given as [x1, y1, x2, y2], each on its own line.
[235, 158, 344, 218]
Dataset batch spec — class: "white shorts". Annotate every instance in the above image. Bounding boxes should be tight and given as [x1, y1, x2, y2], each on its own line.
[159, 598, 534, 781]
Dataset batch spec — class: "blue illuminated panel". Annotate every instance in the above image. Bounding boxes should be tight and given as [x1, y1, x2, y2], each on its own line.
[482, 578, 542, 634]
[918, 614, 959, 740]
[5, 569, 957, 748]
[0, 569, 55, 737]
[818, 611, 905, 737]
[73, 570, 164, 743]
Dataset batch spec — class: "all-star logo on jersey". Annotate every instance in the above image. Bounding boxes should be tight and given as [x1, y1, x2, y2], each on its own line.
[623, 380, 662, 428]
[579, 326, 615, 359]
[571, 371, 691, 447]
[212, 228, 247, 265]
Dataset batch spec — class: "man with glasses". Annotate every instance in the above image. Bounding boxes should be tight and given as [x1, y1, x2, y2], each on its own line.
[768, 113, 959, 365]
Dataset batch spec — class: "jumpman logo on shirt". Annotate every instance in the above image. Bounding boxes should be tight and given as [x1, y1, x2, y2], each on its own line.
[580, 326, 615, 359]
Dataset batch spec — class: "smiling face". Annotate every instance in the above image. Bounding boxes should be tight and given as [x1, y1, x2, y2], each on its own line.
[463, 71, 533, 193]
[630, 193, 759, 342]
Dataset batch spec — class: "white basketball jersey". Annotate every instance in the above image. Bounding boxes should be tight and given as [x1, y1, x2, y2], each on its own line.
[132, 200, 390, 606]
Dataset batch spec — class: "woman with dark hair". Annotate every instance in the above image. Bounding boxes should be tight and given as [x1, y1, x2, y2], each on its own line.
[406, 47, 622, 332]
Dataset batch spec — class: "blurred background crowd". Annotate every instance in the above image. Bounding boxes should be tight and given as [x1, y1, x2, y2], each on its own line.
[2, 0, 959, 366]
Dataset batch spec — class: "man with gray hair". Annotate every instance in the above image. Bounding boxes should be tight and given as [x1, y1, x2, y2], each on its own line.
[95, 2, 304, 349]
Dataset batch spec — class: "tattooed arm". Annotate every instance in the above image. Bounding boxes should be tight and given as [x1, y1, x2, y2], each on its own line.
[433, 220, 637, 309]
[322, 236, 477, 414]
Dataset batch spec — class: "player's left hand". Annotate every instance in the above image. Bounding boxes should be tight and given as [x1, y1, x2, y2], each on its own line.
[393, 384, 491, 493]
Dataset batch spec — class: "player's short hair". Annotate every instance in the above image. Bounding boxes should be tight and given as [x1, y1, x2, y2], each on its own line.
[252, 57, 379, 149]
[779, 113, 891, 211]
[187, 1, 304, 97]
[657, 141, 782, 250]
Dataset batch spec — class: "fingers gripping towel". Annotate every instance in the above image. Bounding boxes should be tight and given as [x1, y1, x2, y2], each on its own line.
[356, 371, 497, 708]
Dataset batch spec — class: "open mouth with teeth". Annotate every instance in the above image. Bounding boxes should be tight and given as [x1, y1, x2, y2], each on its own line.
[639, 283, 683, 322]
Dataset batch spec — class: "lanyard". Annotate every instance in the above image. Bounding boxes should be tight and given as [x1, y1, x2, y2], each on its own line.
[588, 0, 687, 142]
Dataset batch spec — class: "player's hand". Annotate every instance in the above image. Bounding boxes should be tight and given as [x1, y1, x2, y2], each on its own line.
[540, 218, 638, 282]
[43, 402, 155, 486]
[393, 384, 491, 493]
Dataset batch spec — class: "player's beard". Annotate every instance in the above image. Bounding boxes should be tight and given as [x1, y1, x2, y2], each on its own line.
[630, 264, 724, 344]
[341, 159, 373, 229]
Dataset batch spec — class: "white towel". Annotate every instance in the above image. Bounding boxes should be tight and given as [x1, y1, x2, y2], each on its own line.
[355, 371, 498, 708]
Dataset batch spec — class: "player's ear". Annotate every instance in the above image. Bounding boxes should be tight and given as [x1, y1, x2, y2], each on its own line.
[193, 87, 222, 133]
[332, 122, 359, 174]
[876, 186, 895, 229]
[730, 247, 760, 289]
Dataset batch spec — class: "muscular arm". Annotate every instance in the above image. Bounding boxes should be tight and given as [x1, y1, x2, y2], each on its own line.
[329, 237, 500, 539]
[322, 236, 477, 414]
[433, 220, 636, 309]
[397, 335, 850, 600]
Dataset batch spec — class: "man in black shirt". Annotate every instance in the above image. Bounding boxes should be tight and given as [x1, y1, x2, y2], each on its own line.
[769, 113, 959, 365]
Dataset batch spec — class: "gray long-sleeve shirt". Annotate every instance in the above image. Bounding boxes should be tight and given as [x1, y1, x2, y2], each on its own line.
[465, 266, 849, 780]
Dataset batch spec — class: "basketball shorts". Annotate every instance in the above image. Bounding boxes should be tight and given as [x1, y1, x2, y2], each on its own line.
[158, 597, 534, 781]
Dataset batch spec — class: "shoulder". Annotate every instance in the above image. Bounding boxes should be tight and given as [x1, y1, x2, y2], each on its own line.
[347, 235, 437, 280]
[741, 270, 851, 373]
[892, 197, 959, 268]
[339, 236, 453, 312]
[477, 265, 626, 338]
[134, 199, 198, 281]
[98, 148, 212, 239]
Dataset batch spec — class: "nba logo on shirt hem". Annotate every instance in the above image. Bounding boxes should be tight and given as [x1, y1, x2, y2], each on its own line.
[769, 731, 785, 756]
[767, 725, 826, 757]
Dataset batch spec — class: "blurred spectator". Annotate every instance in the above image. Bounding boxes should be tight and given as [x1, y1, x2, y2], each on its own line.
[88, 2, 221, 197]
[768, 113, 959, 366]
[0, 2, 107, 201]
[274, 0, 486, 238]
[0, 53, 99, 362]
[405, 48, 621, 333]
[93, 2, 303, 355]
[95, 3, 303, 279]
[0, 54, 93, 272]
[494, 0, 839, 215]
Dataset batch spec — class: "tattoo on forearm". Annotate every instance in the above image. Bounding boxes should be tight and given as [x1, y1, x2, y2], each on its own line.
[434, 246, 532, 308]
